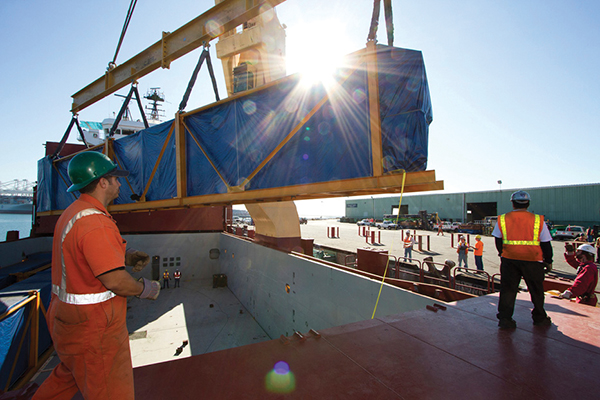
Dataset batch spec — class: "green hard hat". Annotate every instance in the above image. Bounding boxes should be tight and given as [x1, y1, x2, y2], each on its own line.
[67, 152, 129, 193]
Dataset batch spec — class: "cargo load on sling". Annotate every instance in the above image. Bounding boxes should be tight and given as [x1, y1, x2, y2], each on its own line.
[36, 44, 437, 215]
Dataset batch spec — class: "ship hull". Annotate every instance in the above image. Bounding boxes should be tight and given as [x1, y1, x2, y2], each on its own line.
[0, 203, 32, 214]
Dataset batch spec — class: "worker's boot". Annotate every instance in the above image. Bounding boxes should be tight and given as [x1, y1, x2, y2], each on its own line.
[533, 316, 552, 327]
[498, 319, 517, 329]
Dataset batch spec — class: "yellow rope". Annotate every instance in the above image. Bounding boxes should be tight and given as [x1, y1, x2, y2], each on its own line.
[371, 170, 406, 319]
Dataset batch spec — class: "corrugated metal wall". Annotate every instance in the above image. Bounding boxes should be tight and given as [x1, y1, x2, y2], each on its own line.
[345, 183, 600, 226]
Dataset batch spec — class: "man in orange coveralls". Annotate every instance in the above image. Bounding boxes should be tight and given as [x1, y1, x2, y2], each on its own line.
[33, 152, 161, 400]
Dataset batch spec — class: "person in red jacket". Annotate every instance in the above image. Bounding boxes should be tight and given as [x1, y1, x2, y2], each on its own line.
[174, 269, 181, 288]
[560, 243, 598, 306]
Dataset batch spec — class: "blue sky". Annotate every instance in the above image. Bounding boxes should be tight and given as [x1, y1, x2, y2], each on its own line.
[1, 1, 598, 216]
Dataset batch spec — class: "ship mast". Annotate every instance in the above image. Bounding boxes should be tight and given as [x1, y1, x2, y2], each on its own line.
[144, 88, 165, 121]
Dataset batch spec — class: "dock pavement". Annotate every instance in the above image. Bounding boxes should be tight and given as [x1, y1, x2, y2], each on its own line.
[300, 219, 590, 286]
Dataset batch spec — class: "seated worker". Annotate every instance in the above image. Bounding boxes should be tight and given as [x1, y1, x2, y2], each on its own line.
[560, 243, 598, 306]
[422, 257, 454, 279]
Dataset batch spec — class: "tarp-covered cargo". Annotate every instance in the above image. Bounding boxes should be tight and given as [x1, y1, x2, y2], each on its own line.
[37, 45, 432, 212]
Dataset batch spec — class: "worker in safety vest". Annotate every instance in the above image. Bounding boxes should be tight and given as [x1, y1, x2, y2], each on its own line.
[174, 269, 181, 288]
[33, 152, 160, 400]
[403, 232, 415, 261]
[163, 269, 171, 289]
[492, 190, 553, 329]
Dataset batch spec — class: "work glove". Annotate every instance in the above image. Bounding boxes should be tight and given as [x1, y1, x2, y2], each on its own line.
[564, 243, 574, 253]
[126, 249, 150, 272]
[559, 290, 573, 299]
[543, 263, 553, 273]
[138, 277, 160, 300]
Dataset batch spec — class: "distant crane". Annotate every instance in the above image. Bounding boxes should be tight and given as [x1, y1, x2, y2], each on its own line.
[0, 179, 35, 196]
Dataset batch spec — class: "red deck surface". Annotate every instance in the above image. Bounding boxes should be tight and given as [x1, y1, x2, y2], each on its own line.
[134, 292, 600, 399]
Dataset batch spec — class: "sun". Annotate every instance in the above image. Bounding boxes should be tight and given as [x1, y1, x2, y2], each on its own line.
[286, 20, 348, 87]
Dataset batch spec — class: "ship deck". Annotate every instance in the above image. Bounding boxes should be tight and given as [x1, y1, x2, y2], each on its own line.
[21, 229, 600, 399]
[131, 291, 599, 399]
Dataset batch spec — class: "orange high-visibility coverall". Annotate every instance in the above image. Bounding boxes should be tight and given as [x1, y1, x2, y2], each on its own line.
[33, 194, 134, 400]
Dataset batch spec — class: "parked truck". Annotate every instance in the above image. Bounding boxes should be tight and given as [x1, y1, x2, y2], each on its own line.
[552, 225, 586, 240]
[376, 220, 398, 230]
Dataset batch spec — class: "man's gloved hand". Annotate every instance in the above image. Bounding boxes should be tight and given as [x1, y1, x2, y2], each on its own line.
[543, 263, 552, 273]
[126, 249, 150, 272]
[565, 243, 574, 253]
[138, 277, 160, 300]
[559, 289, 573, 299]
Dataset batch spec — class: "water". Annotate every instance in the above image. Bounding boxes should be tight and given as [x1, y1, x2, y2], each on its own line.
[0, 213, 33, 241]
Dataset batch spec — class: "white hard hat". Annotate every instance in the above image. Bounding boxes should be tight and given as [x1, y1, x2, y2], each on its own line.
[510, 190, 531, 203]
[577, 244, 596, 256]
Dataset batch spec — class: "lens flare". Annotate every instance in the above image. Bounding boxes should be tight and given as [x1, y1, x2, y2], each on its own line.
[259, 5, 275, 22]
[265, 361, 295, 394]
[242, 100, 257, 115]
[205, 19, 223, 38]
[352, 89, 366, 104]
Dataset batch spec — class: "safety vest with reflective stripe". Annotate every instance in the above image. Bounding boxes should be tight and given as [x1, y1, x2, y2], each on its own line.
[498, 211, 544, 262]
[53, 208, 117, 305]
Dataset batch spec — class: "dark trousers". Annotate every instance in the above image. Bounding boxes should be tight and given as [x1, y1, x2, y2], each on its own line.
[497, 258, 547, 322]
[475, 255, 484, 271]
[163, 279, 169, 289]
[174, 278, 180, 288]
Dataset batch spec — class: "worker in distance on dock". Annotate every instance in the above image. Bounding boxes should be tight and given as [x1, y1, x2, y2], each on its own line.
[163, 269, 171, 288]
[456, 236, 469, 268]
[33, 152, 160, 400]
[560, 243, 598, 306]
[174, 269, 181, 288]
[493, 190, 553, 330]
[473, 235, 484, 271]
[403, 231, 415, 261]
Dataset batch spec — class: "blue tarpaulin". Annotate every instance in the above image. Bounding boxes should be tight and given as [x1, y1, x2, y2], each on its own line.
[37, 45, 432, 211]
[0, 270, 52, 389]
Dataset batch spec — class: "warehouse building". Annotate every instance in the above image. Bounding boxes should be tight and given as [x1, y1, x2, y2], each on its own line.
[345, 183, 600, 227]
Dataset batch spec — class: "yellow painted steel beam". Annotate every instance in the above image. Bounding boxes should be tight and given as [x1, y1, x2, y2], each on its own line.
[103, 170, 443, 212]
[71, 0, 287, 113]
[366, 41, 383, 176]
[175, 114, 188, 199]
[29, 292, 40, 370]
[36, 171, 443, 216]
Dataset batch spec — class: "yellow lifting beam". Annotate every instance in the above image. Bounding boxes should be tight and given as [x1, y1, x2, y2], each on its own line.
[71, 0, 287, 113]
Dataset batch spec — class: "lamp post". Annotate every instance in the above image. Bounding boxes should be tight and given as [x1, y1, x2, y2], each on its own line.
[497, 180, 502, 191]
[371, 196, 375, 220]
